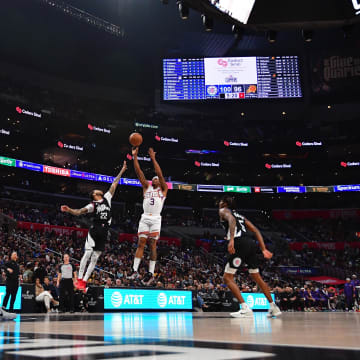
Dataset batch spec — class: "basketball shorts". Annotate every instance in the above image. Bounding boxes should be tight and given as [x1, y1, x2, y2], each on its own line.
[85, 224, 109, 252]
[137, 214, 162, 240]
[224, 237, 259, 275]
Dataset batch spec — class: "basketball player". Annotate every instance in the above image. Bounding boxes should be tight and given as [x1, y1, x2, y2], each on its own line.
[130, 147, 168, 285]
[60, 161, 127, 291]
[219, 196, 281, 318]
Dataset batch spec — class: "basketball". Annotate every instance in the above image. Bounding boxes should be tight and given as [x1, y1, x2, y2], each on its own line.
[129, 132, 143, 147]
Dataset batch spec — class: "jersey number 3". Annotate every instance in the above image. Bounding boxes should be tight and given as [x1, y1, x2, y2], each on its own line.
[149, 198, 155, 206]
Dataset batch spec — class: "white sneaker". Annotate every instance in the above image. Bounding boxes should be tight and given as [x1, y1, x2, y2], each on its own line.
[0, 308, 17, 321]
[267, 304, 282, 318]
[230, 307, 254, 318]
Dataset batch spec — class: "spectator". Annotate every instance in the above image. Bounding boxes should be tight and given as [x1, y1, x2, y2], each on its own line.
[35, 278, 59, 313]
[43, 276, 59, 301]
[34, 260, 47, 284]
[104, 278, 113, 288]
[22, 262, 34, 284]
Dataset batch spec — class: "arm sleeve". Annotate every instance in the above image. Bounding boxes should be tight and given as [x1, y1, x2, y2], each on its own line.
[104, 191, 112, 205]
[85, 203, 95, 213]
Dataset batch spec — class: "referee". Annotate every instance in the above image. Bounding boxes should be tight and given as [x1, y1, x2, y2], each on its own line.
[57, 254, 77, 313]
[2, 252, 20, 313]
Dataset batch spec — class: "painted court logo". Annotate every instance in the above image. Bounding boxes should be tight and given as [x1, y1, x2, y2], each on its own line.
[157, 292, 167, 308]
[111, 291, 123, 308]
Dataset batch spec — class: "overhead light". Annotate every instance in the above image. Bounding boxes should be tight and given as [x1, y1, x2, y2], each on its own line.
[177, 1, 189, 20]
[202, 14, 213, 32]
[266, 30, 277, 43]
[232, 25, 244, 40]
[282, 111, 286, 115]
[302, 29, 313, 42]
[327, 105, 332, 109]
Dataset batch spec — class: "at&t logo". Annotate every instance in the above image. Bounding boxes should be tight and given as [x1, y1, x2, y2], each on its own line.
[111, 291, 123, 308]
[157, 292, 167, 308]
[246, 295, 255, 308]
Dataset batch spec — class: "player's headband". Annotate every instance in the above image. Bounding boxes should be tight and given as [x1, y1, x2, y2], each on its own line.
[152, 176, 159, 181]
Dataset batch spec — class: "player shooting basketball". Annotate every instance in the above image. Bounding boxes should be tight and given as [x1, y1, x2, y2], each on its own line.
[129, 147, 168, 285]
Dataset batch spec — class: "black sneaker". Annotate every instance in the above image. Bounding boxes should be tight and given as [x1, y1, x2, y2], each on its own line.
[142, 272, 155, 286]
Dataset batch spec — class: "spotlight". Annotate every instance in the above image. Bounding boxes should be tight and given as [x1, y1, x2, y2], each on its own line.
[266, 30, 277, 43]
[302, 29, 313, 42]
[232, 24, 244, 40]
[202, 14, 213, 32]
[177, 1, 189, 20]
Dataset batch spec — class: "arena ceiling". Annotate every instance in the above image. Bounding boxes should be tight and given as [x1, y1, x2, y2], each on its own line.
[0, 0, 359, 114]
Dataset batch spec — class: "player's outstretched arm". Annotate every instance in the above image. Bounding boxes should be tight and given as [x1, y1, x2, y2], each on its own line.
[148, 148, 168, 195]
[60, 205, 88, 216]
[108, 160, 127, 196]
[245, 219, 273, 259]
[219, 208, 236, 254]
[132, 147, 149, 189]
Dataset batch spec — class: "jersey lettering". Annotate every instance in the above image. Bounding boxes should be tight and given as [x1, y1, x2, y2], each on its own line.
[93, 198, 112, 225]
[143, 185, 166, 215]
[221, 209, 246, 239]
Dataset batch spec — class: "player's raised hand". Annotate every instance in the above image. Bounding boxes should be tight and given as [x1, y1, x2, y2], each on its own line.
[61, 205, 70, 213]
[148, 147, 156, 159]
[120, 160, 127, 175]
[132, 147, 139, 156]
[262, 249, 273, 260]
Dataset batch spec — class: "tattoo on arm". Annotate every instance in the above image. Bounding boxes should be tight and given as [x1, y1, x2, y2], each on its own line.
[68, 207, 88, 216]
[220, 208, 236, 240]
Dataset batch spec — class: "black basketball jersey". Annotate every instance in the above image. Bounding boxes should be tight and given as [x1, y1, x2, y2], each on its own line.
[86, 192, 112, 226]
[221, 209, 246, 239]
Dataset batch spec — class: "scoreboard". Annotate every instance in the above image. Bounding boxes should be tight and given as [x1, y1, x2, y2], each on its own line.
[163, 56, 302, 101]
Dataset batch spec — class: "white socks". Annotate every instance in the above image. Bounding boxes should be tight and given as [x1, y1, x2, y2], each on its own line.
[133, 257, 141, 272]
[132, 258, 156, 274]
[83, 251, 101, 282]
[149, 260, 156, 275]
[241, 302, 250, 310]
[270, 302, 276, 309]
[79, 249, 92, 279]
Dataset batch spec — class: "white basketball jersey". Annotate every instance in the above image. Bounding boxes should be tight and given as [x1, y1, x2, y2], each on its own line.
[143, 185, 166, 215]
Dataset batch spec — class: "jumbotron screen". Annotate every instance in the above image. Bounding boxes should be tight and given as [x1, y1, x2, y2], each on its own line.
[163, 56, 302, 101]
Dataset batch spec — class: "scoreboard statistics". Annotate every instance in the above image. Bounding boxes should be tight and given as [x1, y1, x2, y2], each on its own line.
[163, 56, 302, 101]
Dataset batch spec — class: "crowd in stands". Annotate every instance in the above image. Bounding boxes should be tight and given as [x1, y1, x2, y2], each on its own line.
[1, 198, 360, 313]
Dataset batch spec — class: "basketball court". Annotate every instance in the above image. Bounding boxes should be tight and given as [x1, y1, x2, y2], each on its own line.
[1, 312, 359, 359]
